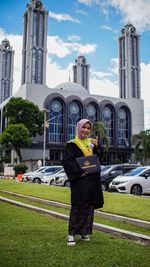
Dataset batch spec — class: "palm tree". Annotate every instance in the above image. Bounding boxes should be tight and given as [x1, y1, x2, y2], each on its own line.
[91, 121, 109, 151]
[132, 129, 150, 165]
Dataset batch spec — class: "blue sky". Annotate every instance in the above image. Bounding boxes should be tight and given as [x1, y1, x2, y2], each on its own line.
[0, 0, 150, 129]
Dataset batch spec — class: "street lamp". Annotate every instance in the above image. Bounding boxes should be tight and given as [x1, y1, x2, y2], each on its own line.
[41, 108, 49, 166]
[41, 111, 63, 166]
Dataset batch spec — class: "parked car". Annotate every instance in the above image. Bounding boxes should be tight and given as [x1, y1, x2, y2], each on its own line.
[41, 169, 65, 185]
[22, 166, 63, 183]
[109, 166, 150, 195]
[54, 171, 70, 187]
[100, 163, 140, 191]
[22, 166, 47, 181]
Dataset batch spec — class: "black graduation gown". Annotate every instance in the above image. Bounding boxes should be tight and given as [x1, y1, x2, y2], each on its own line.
[62, 142, 104, 209]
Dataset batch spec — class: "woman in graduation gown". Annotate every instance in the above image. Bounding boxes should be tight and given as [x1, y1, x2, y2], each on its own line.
[62, 119, 104, 246]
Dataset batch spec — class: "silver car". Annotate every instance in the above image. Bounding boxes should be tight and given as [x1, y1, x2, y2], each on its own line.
[22, 166, 47, 181]
[41, 169, 65, 185]
[54, 171, 70, 187]
[23, 166, 63, 184]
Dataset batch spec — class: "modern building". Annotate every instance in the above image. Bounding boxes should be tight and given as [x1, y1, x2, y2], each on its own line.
[21, 0, 48, 85]
[0, 0, 144, 169]
[73, 55, 90, 92]
[119, 23, 141, 99]
[0, 39, 14, 104]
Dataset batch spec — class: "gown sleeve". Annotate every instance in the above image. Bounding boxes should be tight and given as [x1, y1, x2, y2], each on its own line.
[62, 142, 85, 181]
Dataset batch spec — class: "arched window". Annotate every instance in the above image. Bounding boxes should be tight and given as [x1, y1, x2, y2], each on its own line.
[5, 80, 10, 99]
[37, 49, 43, 84]
[68, 101, 82, 140]
[48, 99, 64, 143]
[39, 13, 44, 47]
[117, 108, 130, 147]
[31, 48, 37, 83]
[85, 103, 97, 123]
[102, 106, 114, 145]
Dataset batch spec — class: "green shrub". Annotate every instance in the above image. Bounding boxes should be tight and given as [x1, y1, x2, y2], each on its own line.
[13, 163, 28, 176]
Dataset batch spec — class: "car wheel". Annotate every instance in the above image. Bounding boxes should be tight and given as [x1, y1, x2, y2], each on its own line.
[50, 179, 55, 185]
[131, 184, 142, 195]
[33, 178, 41, 184]
[64, 180, 70, 187]
[101, 183, 108, 191]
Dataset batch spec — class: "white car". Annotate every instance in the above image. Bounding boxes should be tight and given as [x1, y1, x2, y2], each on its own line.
[109, 166, 150, 195]
[54, 171, 70, 187]
[22, 166, 47, 181]
[41, 169, 65, 185]
[23, 166, 63, 183]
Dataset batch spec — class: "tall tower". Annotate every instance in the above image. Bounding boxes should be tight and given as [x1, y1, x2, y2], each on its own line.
[119, 23, 141, 99]
[21, 0, 48, 85]
[73, 55, 90, 92]
[0, 39, 14, 104]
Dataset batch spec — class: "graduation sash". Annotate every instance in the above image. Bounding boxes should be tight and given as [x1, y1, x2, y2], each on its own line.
[69, 136, 93, 156]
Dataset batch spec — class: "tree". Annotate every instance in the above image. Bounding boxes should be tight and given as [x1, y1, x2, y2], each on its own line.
[4, 97, 44, 137]
[91, 121, 109, 151]
[132, 129, 150, 165]
[0, 124, 32, 162]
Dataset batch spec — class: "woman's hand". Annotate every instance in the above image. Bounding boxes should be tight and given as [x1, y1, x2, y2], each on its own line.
[91, 138, 98, 147]
[80, 171, 88, 177]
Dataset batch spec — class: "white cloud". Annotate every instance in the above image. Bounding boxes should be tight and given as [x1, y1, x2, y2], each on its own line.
[46, 59, 72, 88]
[75, 9, 88, 16]
[67, 35, 81, 42]
[77, 0, 150, 32]
[77, 43, 97, 54]
[91, 70, 112, 79]
[77, 0, 96, 5]
[47, 36, 71, 58]
[109, 58, 119, 75]
[49, 11, 80, 23]
[90, 76, 119, 98]
[47, 35, 97, 57]
[109, 0, 150, 32]
[99, 25, 112, 31]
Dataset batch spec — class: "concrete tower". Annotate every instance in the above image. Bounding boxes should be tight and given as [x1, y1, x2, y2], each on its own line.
[73, 55, 90, 92]
[119, 23, 141, 99]
[0, 39, 14, 104]
[21, 0, 48, 85]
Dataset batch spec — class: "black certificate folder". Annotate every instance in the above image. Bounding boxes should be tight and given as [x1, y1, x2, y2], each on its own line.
[76, 155, 101, 174]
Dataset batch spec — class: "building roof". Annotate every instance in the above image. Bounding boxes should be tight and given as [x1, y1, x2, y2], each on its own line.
[55, 82, 88, 94]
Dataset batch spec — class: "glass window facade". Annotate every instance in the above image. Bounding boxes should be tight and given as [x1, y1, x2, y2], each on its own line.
[43, 97, 132, 164]
[68, 101, 82, 140]
[102, 106, 114, 145]
[86, 103, 97, 123]
[117, 108, 130, 147]
[48, 99, 64, 143]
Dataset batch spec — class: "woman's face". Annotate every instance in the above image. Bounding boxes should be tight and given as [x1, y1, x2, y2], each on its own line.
[80, 122, 91, 138]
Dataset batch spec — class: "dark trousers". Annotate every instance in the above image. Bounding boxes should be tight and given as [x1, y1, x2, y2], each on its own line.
[68, 203, 94, 236]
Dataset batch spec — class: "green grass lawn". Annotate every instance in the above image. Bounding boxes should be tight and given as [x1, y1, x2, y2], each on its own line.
[0, 201, 150, 267]
[0, 190, 150, 236]
[0, 179, 150, 221]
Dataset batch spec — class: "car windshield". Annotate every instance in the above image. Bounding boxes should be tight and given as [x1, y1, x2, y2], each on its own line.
[35, 167, 46, 172]
[101, 166, 112, 173]
[123, 167, 146, 176]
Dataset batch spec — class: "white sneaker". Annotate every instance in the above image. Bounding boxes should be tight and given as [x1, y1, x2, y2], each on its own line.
[67, 235, 76, 246]
[80, 235, 90, 241]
